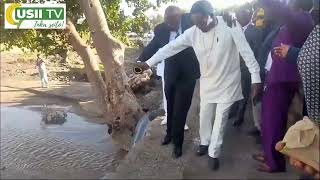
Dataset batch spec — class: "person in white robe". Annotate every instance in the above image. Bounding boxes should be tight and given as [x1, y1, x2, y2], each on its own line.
[36, 54, 49, 88]
[137, 0, 262, 170]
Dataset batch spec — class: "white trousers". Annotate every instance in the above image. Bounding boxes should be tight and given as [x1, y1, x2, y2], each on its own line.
[199, 102, 233, 158]
[251, 100, 261, 130]
[39, 69, 48, 87]
[161, 76, 167, 119]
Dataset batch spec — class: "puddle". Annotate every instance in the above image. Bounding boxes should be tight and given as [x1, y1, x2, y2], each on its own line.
[0, 104, 124, 179]
[1, 105, 111, 150]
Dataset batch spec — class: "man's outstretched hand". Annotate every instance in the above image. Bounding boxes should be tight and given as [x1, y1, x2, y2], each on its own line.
[276, 142, 320, 179]
[251, 83, 263, 105]
[136, 61, 150, 72]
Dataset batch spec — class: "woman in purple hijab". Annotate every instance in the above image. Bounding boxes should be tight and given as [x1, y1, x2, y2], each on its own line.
[253, 0, 314, 173]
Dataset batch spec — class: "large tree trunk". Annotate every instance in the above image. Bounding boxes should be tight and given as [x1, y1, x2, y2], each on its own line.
[66, 0, 144, 150]
[66, 19, 107, 108]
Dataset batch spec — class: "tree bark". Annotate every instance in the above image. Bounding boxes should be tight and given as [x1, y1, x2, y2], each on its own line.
[67, 0, 144, 150]
[66, 19, 107, 109]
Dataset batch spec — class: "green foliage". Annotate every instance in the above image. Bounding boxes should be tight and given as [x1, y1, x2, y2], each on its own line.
[0, 0, 175, 56]
[102, 0, 131, 44]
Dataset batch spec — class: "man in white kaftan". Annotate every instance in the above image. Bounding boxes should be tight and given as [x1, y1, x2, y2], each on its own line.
[138, 0, 262, 170]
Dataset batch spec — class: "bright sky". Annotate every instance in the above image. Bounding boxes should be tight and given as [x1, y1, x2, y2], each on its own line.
[121, 0, 254, 17]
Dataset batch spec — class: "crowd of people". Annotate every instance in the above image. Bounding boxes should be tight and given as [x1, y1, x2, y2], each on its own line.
[136, 0, 319, 177]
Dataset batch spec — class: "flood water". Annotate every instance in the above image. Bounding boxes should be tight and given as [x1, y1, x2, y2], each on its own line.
[0, 105, 125, 179]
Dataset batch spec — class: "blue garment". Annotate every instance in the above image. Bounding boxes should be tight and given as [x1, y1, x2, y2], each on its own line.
[287, 47, 300, 63]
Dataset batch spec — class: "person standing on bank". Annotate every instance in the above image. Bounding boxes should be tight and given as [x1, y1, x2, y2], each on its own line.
[137, 0, 262, 170]
[36, 54, 49, 88]
[138, 6, 200, 157]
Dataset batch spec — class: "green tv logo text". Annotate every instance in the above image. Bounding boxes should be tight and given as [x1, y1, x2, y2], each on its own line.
[5, 3, 66, 29]
[15, 8, 64, 20]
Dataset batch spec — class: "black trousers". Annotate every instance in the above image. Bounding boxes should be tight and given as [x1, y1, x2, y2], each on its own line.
[302, 98, 308, 117]
[239, 66, 252, 119]
[165, 79, 196, 147]
[232, 65, 252, 122]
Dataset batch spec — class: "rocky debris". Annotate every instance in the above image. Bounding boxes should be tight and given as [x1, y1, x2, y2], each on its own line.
[137, 89, 162, 113]
[41, 106, 67, 125]
[128, 69, 153, 93]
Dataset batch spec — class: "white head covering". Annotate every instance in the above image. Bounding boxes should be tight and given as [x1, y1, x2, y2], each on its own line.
[280, 0, 290, 5]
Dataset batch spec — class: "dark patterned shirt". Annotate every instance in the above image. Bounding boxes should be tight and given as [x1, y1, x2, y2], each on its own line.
[298, 25, 320, 124]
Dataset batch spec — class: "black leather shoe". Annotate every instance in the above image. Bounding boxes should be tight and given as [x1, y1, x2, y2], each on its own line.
[247, 128, 261, 137]
[172, 146, 182, 159]
[161, 135, 171, 145]
[208, 157, 220, 171]
[196, 145, 208, 156]
[255, 136, 262, 145]
[232, 118, 244, 127]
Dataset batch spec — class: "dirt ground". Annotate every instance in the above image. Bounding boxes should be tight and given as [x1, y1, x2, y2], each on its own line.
[0, 47, 162, 110]
[0, 47, 144, 82]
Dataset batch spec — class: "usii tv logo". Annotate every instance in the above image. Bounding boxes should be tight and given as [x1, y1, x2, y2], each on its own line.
[5, 3, 66, 29]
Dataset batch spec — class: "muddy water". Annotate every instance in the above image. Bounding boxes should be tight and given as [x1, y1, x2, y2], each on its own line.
[0, 105, 125, 179]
